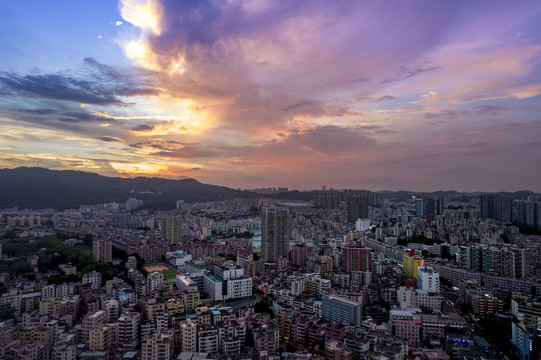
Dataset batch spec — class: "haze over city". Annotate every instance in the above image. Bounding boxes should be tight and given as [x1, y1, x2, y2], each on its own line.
[1, 0, 541, 191]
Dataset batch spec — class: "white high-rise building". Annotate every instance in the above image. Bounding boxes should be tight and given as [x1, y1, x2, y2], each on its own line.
[0, 289, 21, 315]
[355, 219, 370, 231]
[203, 264, 252, 301]
[141, 331, 174, 360]
[103, 299, 119, 323]
[41, 284, 56, 301]
[417, 265, 440, 293]
[82, 310, 107, 343]
[53, 343, 76, 360]
[179, 319, 197, 352]
[198, 326, 219, 353]
[125, 198, 143, 211]
[291, 277, 305, 296]
[82, 271, 102, 290]
[118, 312, 140, 349]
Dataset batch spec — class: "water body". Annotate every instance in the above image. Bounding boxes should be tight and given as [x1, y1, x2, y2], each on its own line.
[253, 229, 261, 248]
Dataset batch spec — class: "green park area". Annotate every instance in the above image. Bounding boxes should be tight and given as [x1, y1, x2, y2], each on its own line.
[161, 269, 179, 283]
[144, 263, 180, 283]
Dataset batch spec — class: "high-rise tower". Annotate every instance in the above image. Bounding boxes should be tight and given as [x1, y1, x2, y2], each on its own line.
[261, 207, 290, 262]
[415, 198, 425, 218]
[92, 238, 112, 263]
[342, 245, 371, 272]
[347, 196, 368, 223]
[480, 193, 513, 222]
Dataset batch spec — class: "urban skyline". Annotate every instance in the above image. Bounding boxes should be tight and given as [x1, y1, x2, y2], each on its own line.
[1, 1, 541, 192]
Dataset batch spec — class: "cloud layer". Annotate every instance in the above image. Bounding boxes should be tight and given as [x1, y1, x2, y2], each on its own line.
[0, 0, 541, 191]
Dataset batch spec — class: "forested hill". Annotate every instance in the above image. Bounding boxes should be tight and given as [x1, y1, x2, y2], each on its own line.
[0, 167, 259, 209]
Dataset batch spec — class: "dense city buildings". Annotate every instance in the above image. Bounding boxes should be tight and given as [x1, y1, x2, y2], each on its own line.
[1, 188, 540, 360]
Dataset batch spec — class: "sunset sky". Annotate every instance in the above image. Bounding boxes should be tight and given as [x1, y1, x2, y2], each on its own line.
[1, 0, 541, 192]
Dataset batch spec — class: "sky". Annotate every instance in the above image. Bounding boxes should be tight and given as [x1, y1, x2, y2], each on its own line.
[1, 0, 541, 192]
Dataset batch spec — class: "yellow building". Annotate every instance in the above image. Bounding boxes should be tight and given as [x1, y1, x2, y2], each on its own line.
[403, 250, 424, 278]
[183, 289, 200, 311]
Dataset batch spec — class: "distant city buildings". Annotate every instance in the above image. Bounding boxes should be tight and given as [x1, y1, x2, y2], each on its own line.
[313, 190, 340, 209]
[480, 193, 514, 222]
[515, 197, 541, 231]
[347, 196, 368, 223]
[2, 186, 541, 360]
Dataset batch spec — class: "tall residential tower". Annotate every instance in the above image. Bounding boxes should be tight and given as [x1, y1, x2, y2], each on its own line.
[261, 207, 290, 262]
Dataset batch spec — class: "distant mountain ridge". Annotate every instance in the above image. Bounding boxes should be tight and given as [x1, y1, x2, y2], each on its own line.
[0, 167, 261, 210]
[0, 167, 537, 210]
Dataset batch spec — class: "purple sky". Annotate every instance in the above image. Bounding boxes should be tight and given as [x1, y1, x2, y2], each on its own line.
[1, 0, 540, 191]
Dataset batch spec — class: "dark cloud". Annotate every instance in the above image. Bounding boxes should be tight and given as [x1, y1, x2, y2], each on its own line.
[290, 125, 376, 153]
[403, 66, 442, 79]
[474, 105, 509, 116]
[58, 111, 113, 123]
[130, 124, 155, 131]
[99, 136, 123, 142]
[0, 58, 158, 106]
[231, 125, 376, 157]
[4, 104, 114, 129]
[17, 108, 56, 115]
[282, 101, 317, 112]
[129, 124, 155, 132]
[130, 140, 213, 159]
[84, 57, 125, 81]
[83, 57, 159, 98]
[373, 95, 396, 102]
[382, 65, 442, 84]
[0, 72, 123, 105]
[424, 110, 469, 119]
[313, 77, 370, 90]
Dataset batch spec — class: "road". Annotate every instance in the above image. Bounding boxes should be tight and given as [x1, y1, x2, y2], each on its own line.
[441, 290, 508, 359]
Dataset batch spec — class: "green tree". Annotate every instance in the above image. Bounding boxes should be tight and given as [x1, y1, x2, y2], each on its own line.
[82, 234, 93, 248]
[0, 303, 16, 321]
[254, 297, 274, 316]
